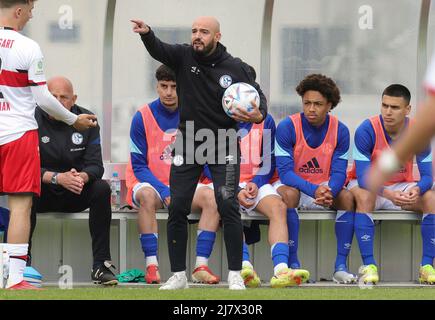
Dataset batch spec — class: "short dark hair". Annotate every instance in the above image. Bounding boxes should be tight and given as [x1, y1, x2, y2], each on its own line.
[382, 84, 411, 105]
[155, 64, 176, 82]
[0, 0, 35, 8]
[296, 74, 341, 109]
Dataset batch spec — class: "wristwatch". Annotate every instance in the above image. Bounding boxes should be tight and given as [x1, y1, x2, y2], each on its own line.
[51, 172, 59, 185]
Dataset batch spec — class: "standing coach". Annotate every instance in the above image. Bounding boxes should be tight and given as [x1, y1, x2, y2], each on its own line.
[131, 16, 267, 290]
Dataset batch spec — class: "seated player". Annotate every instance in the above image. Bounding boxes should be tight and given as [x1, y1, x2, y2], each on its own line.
[274, 74, 357, 284]
[348, 84, 435, 284]
[126, 65, 220, 284]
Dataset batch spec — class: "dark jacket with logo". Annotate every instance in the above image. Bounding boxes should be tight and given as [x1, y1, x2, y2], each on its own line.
[140, 29, 268, 137]
[35, 105, 104, 187]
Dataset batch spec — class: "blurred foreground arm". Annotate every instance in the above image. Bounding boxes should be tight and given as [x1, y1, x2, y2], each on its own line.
[367, 94, 435, 192]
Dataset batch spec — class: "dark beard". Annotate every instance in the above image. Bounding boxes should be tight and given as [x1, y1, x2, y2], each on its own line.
[193, 42, 215, 57]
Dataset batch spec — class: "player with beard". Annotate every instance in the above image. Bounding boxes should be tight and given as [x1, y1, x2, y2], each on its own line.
[131, 16, 270, 290]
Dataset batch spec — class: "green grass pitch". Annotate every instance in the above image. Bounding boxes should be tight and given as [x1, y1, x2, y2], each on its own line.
[0, 287, 434, 300]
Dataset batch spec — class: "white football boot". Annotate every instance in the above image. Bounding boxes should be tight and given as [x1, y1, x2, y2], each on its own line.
[332, 270, 358, 284]
[159, 271, 189, 290]
[228, 271, 246, 290]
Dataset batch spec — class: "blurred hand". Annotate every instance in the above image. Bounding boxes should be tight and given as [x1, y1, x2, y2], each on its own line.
[73, 114, 97, 131]
[366, 163, 393, 195]
[131, 19, 150, 34]
[231, 100, 263, 123]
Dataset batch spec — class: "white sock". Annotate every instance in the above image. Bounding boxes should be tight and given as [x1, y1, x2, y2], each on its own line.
[195, 256, 208, 268]
[145, 256, 158, 267]
[174, 271, 186, 278]
[274, 263, 289, 276]
[6, 243, 28, 288]
[242, 260, 253, 269]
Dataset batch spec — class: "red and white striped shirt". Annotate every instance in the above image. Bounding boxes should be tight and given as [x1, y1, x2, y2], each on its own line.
[0, 28, 46, 145]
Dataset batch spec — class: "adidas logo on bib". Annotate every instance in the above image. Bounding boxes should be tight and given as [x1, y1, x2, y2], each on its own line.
[299, 157, 323, 174]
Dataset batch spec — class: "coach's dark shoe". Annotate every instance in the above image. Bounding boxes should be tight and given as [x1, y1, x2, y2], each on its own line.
[91, 261, 118, 286]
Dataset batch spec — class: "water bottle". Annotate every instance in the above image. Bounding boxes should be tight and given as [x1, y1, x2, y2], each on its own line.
[110, 172, 121, 211]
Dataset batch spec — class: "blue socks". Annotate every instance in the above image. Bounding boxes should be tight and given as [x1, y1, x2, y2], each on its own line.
[140, 233, 158, 260]
[354, 213, 376, 266]
[335, 211, 355, 271]
[271, 242, 289, 268]
[196, 230, 216, 259]
[243, 242, 251, 262]
[421, 214, 435, 266]
[287, 208, 300, 269]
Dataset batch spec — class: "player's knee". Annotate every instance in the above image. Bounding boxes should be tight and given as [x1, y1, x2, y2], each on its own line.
[339, 190, 355, 211]
[277, 186, 300, 208]
[270, 200, 287, 221]
[422, 190, 435, 212]
[353, 188, 375, 211]
[282, 194, 299, 208]
[137, 188, 158, 208]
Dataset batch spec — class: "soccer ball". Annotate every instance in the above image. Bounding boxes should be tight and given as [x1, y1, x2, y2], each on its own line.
[222, 82, 260, 117]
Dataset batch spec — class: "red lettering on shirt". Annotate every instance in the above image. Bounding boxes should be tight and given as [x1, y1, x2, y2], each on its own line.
[0, 39, 15, 48]
[0, 102, 11, 111]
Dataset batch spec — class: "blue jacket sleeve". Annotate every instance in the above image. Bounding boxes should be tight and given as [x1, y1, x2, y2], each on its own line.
[252, 115, 276, 189]
[328, 123, 350, 197]
[353, 120, 375, 190]
[130, 112, 170, 200]
[416, 147, 433, 195]
[275, 118, 318, 198]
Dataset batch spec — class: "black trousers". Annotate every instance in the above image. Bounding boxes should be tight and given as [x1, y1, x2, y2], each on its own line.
[168, 153, 242, 272]
[29, 179, 112, 266]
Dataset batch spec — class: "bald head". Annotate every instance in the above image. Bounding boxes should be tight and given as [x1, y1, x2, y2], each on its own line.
[192, 16, 220, 33]
[48, 76, 77, 111]
[191, 16, 221, 57]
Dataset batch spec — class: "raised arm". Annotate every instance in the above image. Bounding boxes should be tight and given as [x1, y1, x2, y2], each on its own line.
[131, 19, 184, 70]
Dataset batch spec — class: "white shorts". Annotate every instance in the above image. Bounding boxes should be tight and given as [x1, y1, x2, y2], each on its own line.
[239, 182, 280, 215]
[272, 180, 330, 210]
[196, 183, 214, 191]
[347, 179, 417, 210]
[133, 182, 215, 209]
[132, 182, 166, 208]
[200, 182, 280, 215]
